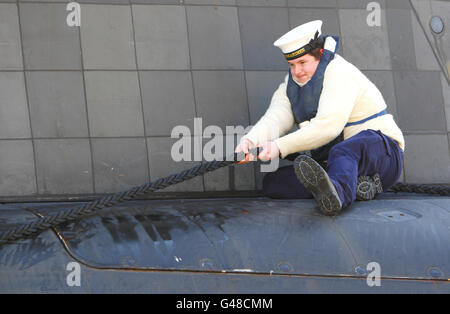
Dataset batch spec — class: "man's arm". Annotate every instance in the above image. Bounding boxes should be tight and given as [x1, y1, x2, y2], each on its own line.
[241, 76, 295, 148]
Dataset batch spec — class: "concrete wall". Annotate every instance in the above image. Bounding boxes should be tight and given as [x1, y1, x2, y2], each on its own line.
[0, 0, 449, 198]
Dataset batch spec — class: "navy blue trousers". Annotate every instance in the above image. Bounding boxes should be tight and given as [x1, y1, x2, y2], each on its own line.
[263, 130, 403, 208]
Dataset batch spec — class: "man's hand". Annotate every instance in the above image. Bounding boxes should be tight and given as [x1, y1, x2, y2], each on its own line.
[235, 138, 255, 164]
[257, 141, 280, 161]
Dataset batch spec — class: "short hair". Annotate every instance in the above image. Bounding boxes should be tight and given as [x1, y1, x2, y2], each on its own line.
[308, 47, 322, 60]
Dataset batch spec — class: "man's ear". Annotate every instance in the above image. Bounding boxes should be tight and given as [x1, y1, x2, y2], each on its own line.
[320, 48, 324, 57]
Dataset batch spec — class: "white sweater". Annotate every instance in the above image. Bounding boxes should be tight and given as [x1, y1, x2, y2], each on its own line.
[243, 54, 405, 158]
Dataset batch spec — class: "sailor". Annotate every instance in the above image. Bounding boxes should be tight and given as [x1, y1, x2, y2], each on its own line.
[235, 20, 405, 215]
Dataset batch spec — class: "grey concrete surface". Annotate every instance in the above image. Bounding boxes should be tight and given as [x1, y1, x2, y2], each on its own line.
[132, 5, 190, 70]
[245, 71, 288, 124]
[237, 0, 287, 6]
[186, 6, 243, 70]
[288, 0, 337, 8]
[0, 140, 36, 196]
[238, 7, 290, 70]
[192, 71, 249, 132]
[0, 72, 30, 138]
[186, 0, 236, 5]
[403, 134, 450, 184]
[362, 70, 399, 121]
[339, 8, 391, 70]
[394, 70, 446, 132]
[288, 7, 341, 37]
[140, 71, 196, 136]
[411, 9, 441, 71]
[80, 4, 136, 70]
[20, 3, 81, 70]
[0, 0, 449, 197]
[0, 4, 23, 70]
[91, 137, 149, 193]
[386, 9, 417, 70]
[26, 71, 89, 138]
[337, 0, 386, 9]
[442, 73, 450, 132]
[34, 139, 93, 194]
[84, 71, 144, 137]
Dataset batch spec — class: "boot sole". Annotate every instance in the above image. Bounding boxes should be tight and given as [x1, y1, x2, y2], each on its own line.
[356, 173, 383, 201]
[372, 173, 383, 194]
[356, 176, 376, 201]
[294, 155, 342, 216]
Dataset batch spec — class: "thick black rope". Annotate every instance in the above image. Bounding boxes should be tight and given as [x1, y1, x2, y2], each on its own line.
[0, 156, 237, 245]
[390, 182, 450, 196]
[1, 153, 449, 245]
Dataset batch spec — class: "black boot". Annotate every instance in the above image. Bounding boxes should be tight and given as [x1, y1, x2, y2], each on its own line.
[356, 173, 383, 201]
[294, 155, 342, 216]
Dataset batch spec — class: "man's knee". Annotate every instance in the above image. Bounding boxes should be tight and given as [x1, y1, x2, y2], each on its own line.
[330, 130, 384, 158]
[328, 140, 361, 161]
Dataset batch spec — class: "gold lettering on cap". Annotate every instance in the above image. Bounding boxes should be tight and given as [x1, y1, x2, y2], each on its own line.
[284, 47, 306, 59]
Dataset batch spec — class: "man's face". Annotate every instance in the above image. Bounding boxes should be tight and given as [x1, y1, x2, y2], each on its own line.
[288, 53, 320, 84]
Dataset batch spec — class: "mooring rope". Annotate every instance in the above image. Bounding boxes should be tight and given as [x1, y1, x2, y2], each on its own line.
[1, 153, 449, 245]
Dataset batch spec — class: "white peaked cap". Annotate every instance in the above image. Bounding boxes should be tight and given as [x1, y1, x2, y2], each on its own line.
[273, 20, 323, 60]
